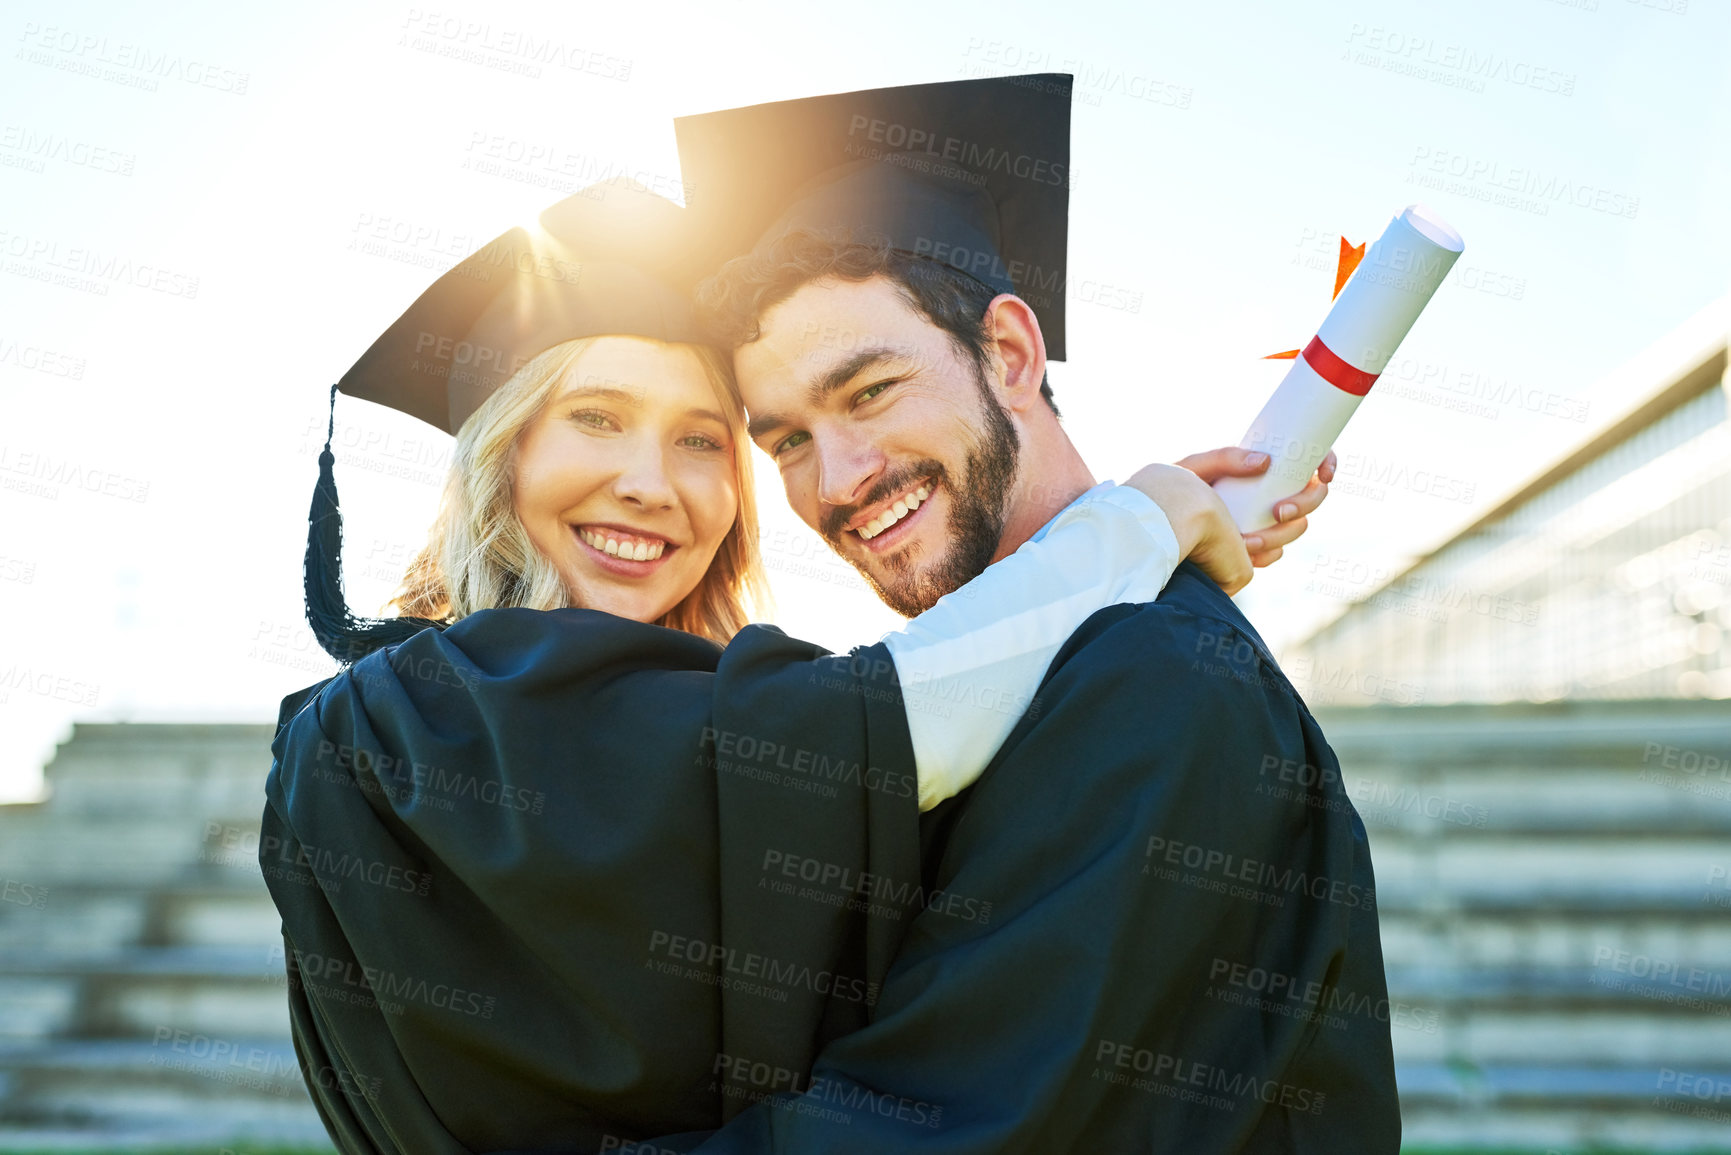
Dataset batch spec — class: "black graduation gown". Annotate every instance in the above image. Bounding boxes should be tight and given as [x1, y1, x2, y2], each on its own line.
[660, 562, 1400, 1154]
[260, 607, 924, 1154]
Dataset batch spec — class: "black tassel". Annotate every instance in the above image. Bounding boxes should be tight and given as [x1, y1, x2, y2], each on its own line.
[304, 383, 446, 664]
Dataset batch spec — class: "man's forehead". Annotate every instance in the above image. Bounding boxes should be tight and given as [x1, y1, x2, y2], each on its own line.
[738, 279, 927, 391]
[769, 276, 924, 346]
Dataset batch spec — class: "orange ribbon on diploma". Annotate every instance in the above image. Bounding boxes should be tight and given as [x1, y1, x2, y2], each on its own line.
[1263, 236, 1368, 361]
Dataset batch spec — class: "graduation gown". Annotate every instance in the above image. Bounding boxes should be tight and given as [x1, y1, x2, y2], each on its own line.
[664, 562, 1401, 1154]
[261, 607, 925, 1154]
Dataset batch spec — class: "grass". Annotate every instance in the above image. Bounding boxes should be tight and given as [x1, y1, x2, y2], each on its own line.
[0, 1148, 338, 1155]
[1403, 1149, 1731, 1154]
[8, 1145, 1659, 1154]
[4, 1150, 1728, 1155]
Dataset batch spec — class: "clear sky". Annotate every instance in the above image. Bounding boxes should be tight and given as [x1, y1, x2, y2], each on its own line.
[1, 0, 1726, 799]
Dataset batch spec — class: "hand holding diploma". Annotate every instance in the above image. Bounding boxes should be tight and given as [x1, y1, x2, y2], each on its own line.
[1179, 446, 1338, 567]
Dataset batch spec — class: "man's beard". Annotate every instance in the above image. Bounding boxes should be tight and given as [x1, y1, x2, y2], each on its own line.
[820, 370, 1021, 617]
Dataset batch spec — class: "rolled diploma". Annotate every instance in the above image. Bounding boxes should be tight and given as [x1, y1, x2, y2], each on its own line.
[1214, 203, 1464, 531]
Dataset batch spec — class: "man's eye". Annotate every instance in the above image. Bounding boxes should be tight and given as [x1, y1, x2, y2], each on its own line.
[855, 381, 893, 404]
[774, 431, 811, 456]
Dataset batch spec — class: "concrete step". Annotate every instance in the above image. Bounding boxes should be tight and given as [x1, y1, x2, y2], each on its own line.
[34, 724, 275, 820]
[34, 768, 270, 822]
[1391, 1008, 1731, 1067]
[0, 947, 289, 1043]
[1314, 700, 1731, 762]
[0, 977, 78, 1043]
[1398, 1064, 1731, 1150]
[0, 1120, 333, 1151]
[1386, 963, 1731, 1007]
[1343, 767, 1731, 837]
[157, 882, 284, 950]
[0, 946, 290, 1042]
[1375, 919, 1731, 959]
[40, 724, 276, 771]
[0, 819, 238, 887]
[0, 1038, 317, 1127]
[0, 878, 282, 954]
[1398, 1060, 1731, 1106]
[1363, 835, 1727, 907]
[0, 889, 145, 955]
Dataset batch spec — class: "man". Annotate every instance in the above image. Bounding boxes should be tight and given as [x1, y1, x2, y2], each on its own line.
[638, 75, 1399, 1152]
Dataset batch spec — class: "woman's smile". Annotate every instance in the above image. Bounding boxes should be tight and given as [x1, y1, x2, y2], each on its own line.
[572, 522, 678, 573]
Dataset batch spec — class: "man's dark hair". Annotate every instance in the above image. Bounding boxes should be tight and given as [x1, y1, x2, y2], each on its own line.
[696, 229, 1059, 417]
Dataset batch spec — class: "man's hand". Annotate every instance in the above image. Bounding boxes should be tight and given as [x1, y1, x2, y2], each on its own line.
[1123, 464, 1254, 596]
[1175, 447, 1337, 568]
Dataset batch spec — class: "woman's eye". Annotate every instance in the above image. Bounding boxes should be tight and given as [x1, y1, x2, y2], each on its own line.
[569, 408, 619, 431]
[774, 431, 811, 457]
[680, 433, 724, 451]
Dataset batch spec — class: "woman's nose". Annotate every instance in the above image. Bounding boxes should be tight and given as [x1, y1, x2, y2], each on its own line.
[612, 439, 677, 511]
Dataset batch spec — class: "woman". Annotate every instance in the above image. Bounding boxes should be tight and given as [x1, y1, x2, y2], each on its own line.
[264, 183, 1322, 1154]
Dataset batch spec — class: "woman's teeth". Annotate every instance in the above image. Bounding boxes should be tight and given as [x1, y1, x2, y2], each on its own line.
[858, 484, 931, 541]
[580, 528, 666, 561]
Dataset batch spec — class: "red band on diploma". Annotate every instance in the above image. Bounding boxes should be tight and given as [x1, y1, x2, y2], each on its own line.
[1301, 336, 1379, 397]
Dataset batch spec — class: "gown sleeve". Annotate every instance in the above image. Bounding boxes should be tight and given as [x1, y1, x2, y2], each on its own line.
[262, 611, 920, 1153]
[670, 566, 1401, 1155]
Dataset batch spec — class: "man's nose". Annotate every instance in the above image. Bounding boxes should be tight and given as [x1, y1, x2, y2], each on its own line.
[814, 426, 883, 511]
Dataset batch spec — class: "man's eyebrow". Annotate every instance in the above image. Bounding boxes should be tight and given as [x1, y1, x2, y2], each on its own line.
[746, 346, 910, 442]
[746, 410, 791, 441]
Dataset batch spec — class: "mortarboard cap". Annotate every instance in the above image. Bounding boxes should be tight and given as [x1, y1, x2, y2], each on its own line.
[306, 182, 708, 663]
[339, 182, 705, 435]
[675, 74, 1074, 359]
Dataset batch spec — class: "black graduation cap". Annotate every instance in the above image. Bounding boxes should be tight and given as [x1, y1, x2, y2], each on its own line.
[674, 73, 1074, 359]
[305, 182, 705, 663]
[339, 184, 705, 435]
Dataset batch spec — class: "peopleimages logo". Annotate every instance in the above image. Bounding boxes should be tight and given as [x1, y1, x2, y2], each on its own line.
[711, 1051, 944, 1126]
[647, 930, 878, 1006]
[1143, 835, 1375, 911]
[845, 115, 1067, 187]
[909, 234, 1065, 308]
[1408, 147, 1639, 219]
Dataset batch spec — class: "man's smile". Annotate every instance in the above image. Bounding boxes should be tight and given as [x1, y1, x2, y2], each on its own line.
[850, 479, 935, 541]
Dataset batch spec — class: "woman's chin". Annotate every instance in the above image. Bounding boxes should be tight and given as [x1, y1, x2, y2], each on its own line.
[564, 580, 679, 625]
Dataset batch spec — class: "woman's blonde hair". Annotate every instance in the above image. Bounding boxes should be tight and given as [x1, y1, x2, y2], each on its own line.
[391, 336, 767, 645]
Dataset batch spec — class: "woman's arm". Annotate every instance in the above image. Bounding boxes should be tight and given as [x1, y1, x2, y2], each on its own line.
[882, 466, 1247, 810]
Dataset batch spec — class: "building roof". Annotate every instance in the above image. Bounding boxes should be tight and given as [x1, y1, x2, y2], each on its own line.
[1299, 295, 1730, 644]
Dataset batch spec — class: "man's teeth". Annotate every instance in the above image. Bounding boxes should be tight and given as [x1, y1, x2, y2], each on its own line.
[579, 528, 666, 561]
[858, 485, 931, 540]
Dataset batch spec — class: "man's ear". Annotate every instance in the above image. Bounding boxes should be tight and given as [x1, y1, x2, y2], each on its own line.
[983, 293, 1048, 414]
